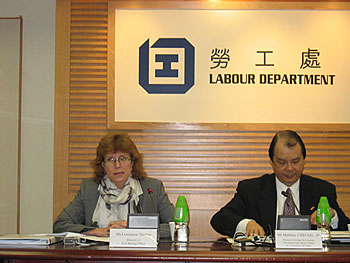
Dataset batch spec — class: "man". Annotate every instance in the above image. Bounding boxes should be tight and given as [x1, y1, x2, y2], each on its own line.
[210, 130, 350, 237]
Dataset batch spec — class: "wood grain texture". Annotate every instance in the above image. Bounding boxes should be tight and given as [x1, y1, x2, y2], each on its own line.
[54, 0, 72, 220]
[54, 0, 350, 238]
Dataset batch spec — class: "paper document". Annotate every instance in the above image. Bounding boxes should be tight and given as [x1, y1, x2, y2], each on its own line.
[227, 235, 273, 247]
[79, 234, 109, 243]
[63, 232, 109, 245]
[330, 231, 350, 243]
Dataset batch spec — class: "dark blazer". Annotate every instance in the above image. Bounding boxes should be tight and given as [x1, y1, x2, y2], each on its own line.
[210, 173, 350, 237]
[53, 177, 174, 237]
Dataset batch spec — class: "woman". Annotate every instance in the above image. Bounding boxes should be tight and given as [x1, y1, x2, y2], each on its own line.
[53, 132, 174, 237]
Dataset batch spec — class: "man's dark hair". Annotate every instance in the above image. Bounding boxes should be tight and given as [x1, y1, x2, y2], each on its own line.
[268, 130, 306, 161]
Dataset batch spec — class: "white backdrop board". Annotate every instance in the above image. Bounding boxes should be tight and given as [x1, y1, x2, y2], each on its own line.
[114, 10, 350, 123]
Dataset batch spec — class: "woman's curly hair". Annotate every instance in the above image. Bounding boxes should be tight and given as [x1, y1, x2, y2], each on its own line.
[91, 132, 147, 184]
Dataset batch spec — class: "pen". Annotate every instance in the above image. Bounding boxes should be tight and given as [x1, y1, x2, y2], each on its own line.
[310, 206, 317, 214]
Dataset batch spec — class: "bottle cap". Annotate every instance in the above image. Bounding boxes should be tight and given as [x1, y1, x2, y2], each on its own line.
[174, 196, 189, 223]
[317, 196, 330, 209]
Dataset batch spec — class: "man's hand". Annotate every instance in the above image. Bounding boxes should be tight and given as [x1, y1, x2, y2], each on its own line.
[246, 221, 265, 237]
[310, 207, 336, 225]
[310, 209, 317, 225]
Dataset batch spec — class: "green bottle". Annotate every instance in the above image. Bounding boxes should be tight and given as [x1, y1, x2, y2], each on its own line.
[174, 196, 189, 223]
[174, 196, 189, 242]
[316, 196, 331, 226]
[316, 196, 331, 242]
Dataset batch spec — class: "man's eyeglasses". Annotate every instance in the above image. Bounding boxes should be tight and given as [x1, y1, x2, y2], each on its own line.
[104, 155, 132, 166]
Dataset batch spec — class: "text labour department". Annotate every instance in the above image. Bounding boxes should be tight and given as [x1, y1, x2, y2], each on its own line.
[209, 73, 335, 85]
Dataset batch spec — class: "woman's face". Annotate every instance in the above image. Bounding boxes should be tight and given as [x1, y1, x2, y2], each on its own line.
[102, 151, 133, 189]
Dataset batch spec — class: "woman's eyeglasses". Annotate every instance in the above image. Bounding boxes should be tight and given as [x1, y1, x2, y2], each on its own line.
[104, 155, 131, 166]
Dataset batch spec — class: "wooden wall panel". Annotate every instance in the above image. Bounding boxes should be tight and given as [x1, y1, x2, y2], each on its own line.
[54, 0, 350, 238]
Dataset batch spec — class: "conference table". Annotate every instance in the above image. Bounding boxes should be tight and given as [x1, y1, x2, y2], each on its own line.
[0, 237, 350, 263]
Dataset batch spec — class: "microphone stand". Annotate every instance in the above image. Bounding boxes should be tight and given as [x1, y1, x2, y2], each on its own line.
[148, 188, 156, 214]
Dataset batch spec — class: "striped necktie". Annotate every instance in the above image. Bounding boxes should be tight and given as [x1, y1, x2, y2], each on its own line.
[283, 188, 295, 216]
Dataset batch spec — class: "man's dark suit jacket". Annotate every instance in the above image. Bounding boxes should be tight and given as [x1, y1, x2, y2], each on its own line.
[211, 173, 350, 237]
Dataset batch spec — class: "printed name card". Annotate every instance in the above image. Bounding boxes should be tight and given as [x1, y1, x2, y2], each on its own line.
[275, 230, 322, 249]
[109, 228, 158, 247]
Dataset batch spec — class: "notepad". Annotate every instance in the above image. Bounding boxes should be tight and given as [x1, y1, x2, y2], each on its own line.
[0, 233, 64, 246]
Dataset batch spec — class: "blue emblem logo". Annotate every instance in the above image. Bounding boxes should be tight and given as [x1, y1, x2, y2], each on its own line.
[139, 38, 195, 94]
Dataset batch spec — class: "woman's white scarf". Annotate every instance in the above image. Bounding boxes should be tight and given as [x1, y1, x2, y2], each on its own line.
[92, 176, 143, 228]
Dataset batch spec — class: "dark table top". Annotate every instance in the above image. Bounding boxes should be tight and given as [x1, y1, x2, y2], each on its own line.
[0, 238, 349, 262]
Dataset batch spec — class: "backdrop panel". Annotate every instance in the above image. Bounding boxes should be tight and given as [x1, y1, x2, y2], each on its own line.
[114, 9, 350, 123]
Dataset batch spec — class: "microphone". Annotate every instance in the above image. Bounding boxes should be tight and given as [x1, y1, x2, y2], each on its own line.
[127, 188, 159, 236]
[147, 188, 156, 213]
[281, 190, 301, 215]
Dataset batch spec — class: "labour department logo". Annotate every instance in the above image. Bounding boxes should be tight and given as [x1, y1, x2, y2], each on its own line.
[139, 38, 195, 94]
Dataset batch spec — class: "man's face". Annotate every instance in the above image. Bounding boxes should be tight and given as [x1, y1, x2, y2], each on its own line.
[270, 139, 305, 187]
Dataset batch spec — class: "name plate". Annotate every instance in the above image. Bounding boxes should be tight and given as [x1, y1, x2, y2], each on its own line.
[109, 228, 158, 248]
[275, 230, 322, 249]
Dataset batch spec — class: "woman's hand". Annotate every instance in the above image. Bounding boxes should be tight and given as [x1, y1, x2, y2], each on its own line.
[108, 220, 127, 228]
[81, 221, 128, 237]
[82, 227, 110, 237]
